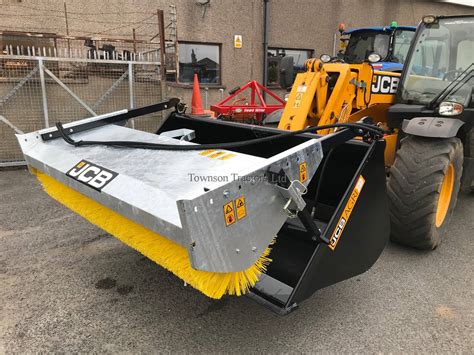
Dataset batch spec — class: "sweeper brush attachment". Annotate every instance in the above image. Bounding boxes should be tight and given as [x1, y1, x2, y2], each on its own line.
[17, 99, 390, 312]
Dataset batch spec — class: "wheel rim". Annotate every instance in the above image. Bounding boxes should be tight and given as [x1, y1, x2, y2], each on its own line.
[435, 163, 455, 228]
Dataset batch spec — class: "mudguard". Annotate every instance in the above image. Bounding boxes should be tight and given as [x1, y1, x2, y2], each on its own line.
[402, 117, 465, 138]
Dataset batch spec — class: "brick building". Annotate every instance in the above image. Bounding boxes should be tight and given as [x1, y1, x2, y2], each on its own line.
[0, 0, 472, 106]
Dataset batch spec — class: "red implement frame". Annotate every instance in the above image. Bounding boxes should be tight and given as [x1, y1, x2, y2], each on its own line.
[210, 80, 285, 124]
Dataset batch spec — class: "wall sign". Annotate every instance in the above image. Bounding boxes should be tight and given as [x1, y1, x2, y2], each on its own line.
[234, 35, 242, 49]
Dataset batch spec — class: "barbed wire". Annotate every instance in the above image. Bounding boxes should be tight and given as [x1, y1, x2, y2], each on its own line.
[0, 12, 159, 38]
[81, 14, 156, 36]
[0, 3, 171, 41]
[0, 11, 157, 25]
[0, 3, 152, 16]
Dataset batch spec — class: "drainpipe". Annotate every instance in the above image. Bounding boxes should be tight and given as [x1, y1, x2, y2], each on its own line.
[263, 0, 269, 89]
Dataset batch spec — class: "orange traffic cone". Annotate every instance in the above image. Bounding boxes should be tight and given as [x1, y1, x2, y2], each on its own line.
[191, 74, 205, 115]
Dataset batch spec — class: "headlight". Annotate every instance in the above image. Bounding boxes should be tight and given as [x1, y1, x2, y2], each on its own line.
[422, 15, 437, 24]
[320, 54, 331, 63]
[368, 53, 381, 63]
[439, 102, 463, 116]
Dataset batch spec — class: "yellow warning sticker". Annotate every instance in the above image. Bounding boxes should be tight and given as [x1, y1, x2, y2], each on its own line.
[223, 201, 236, 226]
[201, 150, 236, 161]
[218, 153, 236, 161]
[209, 151, 226, 159]
[292, 85, 307, 109]
[328, 175, 366, 251]
[76, 161, 86, 168]
[235, 196, 246, 220]
[299, 162, 308, 183]
[234, 35, 242, 49]
[200, 149, 215, 156]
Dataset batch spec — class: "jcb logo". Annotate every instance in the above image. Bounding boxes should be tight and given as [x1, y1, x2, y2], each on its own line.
[330, 217, 346, 247]
[66, 160, 118, 191]
[371, 75, 399, 94]
[328, 175, 365, 251]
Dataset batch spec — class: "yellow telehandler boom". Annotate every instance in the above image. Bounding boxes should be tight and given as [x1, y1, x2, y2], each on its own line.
[279, 59, 399, 164]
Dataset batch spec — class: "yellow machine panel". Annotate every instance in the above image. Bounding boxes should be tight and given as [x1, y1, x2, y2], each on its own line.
[278, 60, 401, 165]
[279, 61, 400, 131]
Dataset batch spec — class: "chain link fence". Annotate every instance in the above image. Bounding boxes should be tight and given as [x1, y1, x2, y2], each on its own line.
[0, 55, 165, 166]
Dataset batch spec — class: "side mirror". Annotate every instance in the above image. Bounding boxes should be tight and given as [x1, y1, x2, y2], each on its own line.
[279, 56, 294, 89]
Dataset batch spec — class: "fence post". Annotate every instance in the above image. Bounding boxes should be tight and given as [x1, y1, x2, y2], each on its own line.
[38, 58, 50, 128]
[128, 62, 135, 129]
[157, 9, 167, 101]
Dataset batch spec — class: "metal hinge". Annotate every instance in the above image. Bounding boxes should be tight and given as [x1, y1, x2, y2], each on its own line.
[350, 78, 367, 89]
[276, 180, 307, 218]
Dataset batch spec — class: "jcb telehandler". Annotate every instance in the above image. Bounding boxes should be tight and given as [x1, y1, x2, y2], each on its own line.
[278, 14, 473, 249]
[15, 15, 472, 313]
[386, 15, 473, 248]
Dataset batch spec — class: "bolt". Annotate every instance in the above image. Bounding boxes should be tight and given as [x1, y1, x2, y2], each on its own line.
[223, 190, 229, 198]
[235, 248, 240, 254]
[252, 247, 257, 252]
[69, 128, 73, 133]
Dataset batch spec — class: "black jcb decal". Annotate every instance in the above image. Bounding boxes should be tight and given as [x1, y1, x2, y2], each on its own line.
[66, 160, 118, 191]
[371, 75, 399, 94]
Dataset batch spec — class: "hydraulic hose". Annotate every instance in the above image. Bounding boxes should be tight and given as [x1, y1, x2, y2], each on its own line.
[55, 121, 389, 151]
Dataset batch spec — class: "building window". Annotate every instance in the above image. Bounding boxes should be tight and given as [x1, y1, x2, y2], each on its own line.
[267, 48, 313, 87]
[175, 42, 221, 84]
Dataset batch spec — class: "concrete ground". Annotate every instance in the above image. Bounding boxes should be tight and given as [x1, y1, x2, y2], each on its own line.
[1, 169, 473, 353]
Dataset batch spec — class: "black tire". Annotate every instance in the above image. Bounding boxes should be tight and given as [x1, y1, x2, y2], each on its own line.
[262, 108, 283, 127]
[388, 136, 463, 249]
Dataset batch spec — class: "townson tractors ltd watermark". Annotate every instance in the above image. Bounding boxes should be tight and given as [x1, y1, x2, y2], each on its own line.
[188, 173, 287, 184]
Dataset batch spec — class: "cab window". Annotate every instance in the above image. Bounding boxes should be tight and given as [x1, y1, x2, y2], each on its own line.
[392, 30, 415, 64]
[408, 38, 449, 78]
[456, 39, 474, 71]
[344, 31, 390, 63]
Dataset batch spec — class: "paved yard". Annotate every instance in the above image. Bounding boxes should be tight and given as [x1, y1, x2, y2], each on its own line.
[1, 169, 473, 353]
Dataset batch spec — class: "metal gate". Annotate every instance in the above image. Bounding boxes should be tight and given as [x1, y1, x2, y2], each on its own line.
[0, 55, 164, 166]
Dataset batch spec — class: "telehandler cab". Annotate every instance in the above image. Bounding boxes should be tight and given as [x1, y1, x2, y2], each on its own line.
[337, 22, 416, 72]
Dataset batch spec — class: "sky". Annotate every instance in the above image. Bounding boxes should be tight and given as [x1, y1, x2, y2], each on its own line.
[436, 0, 474, 7]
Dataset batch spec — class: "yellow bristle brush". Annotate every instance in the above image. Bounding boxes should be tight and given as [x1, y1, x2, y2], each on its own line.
[34, 169, 274, 299]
